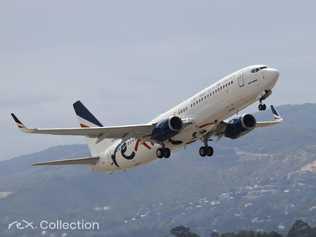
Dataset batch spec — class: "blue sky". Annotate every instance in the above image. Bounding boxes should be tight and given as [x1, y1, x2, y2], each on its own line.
[1, 0, 316, 159]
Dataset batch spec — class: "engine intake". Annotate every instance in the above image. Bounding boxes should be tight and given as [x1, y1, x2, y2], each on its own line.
[241, 114, 256, 129]
[151, 116, 183, 142]
[168, 116, 183, 131]
[224, 114, 256, 139]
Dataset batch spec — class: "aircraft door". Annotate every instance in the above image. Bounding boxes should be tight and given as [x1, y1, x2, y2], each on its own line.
[237, 73, 244, 87]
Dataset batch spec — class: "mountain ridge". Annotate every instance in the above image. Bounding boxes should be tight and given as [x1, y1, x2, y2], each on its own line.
[1, 103, 316, 237]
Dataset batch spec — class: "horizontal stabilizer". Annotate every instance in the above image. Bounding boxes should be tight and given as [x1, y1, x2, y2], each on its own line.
[32, 156, 99, 166]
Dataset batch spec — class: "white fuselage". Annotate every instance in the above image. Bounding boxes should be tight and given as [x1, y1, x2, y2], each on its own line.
[92, 65, 279, 172]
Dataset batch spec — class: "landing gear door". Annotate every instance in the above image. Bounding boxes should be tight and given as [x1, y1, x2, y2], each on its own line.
[237, 73, 244, 87]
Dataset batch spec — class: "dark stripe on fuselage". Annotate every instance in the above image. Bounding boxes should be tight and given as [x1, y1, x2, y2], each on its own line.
[111, 153, 120, 167]
[111, 141, 123, 168]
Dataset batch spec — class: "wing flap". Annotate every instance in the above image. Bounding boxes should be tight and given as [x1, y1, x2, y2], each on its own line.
[32, 156, 99, 166]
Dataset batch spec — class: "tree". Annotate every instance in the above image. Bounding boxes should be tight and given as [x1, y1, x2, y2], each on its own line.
[170, 226, 200, 237]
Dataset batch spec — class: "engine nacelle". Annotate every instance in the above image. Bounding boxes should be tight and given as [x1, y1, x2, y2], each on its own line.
[224, 114, 256, 139]
[151, 116, 183, 142]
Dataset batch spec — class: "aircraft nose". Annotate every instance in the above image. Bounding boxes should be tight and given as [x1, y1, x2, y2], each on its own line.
[267, 68, 280, 81]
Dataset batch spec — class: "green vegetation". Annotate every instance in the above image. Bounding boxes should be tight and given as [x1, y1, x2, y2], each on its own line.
[170, 220, 316, 237]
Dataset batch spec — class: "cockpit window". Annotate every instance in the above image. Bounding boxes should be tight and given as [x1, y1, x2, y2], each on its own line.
[251, 66, 267, 73]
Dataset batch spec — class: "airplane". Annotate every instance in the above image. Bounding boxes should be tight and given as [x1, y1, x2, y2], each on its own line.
[11, 65, 283, 172]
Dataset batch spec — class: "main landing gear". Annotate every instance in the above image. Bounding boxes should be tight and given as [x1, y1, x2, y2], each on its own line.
[156, 147, 171, 159]
[258, 90, 272, 111]
[199, 137, 214, 157]
[199, 146, 214, 157]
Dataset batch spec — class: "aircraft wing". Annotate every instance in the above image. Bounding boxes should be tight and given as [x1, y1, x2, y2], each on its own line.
[32, 156, 99, 166]
[255, 105, 284, 127]
[11, 113, 155, 139]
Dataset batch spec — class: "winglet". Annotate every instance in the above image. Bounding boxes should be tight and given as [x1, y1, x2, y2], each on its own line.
[11, 113, 26, 129]
[10, 113, 33, 133]
[270, 105, 282, 121]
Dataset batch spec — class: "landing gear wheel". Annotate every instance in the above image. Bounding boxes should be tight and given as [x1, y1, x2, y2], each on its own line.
[156, 148, 164, 159]
[199, 146, 214, 157]
[156, 148, 171, 159]
[163, 148, 171, 158]
[206, 146, 214, 157]
[199, 146, 207, 157]
[258, 103, 267, 111]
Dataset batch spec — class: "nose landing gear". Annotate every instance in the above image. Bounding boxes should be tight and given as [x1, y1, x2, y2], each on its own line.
[258, 90, 272, 111]
[258, 103, 267, 111]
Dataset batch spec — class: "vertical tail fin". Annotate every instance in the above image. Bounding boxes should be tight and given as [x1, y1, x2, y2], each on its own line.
[73, 101, 114, 156]
[73, 101, 103, 128]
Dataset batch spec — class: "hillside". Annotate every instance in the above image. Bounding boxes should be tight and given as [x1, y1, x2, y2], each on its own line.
[1, 103, 316, 237]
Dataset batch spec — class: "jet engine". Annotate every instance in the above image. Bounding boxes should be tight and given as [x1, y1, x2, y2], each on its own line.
[151, 116, 183, 142]
[224, 114, 256, 139]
